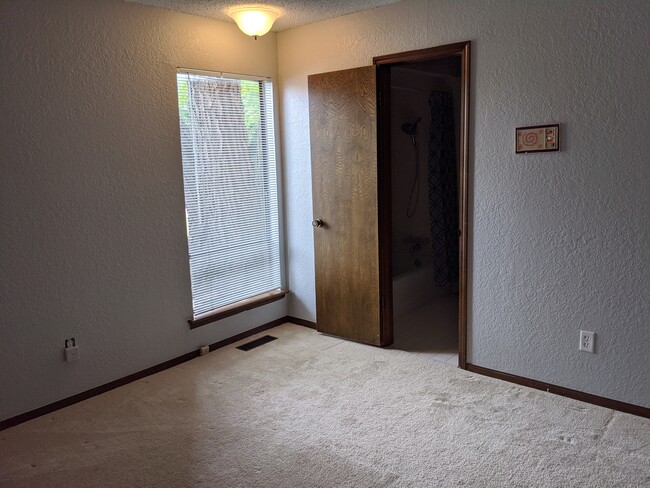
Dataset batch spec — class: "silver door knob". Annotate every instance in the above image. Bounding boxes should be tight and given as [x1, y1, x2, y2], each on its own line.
[312, 219, 324, 228]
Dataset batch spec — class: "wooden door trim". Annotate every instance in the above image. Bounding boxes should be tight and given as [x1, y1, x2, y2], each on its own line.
[373, 41, 471, 368]
[376, 64, 393, 346]
[374, 42, 470, 66]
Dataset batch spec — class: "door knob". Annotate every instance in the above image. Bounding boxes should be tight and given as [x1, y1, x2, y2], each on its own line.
[312, 219, 324, 228]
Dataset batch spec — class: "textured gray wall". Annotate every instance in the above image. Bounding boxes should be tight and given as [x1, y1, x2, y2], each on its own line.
[0, 0, 285, 421]
[1, 0, 648, 421]
[278, 0, 649, 407]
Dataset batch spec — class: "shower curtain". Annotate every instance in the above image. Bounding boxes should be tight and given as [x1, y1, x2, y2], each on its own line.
[427, 91, 459, 286]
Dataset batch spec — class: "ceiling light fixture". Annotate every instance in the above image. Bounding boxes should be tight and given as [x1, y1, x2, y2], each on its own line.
[228, 6, 280, 40]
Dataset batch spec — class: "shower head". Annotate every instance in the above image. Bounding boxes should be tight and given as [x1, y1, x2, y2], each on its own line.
[400, 118, 420, 136]
[401, 117, 421, 145]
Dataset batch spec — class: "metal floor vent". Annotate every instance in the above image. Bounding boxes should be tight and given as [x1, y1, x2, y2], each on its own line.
[236, 335, 278, 351]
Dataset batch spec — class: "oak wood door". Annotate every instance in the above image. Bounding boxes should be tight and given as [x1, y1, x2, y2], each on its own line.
[308, 66, 390, 346]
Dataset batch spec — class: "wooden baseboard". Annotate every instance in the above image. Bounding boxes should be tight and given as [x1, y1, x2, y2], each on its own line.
[286, 315, 317, 329]
[0, 316, 297, 431]
[205, 316, 288, 352]
[465, 363, 649, 419]
[11, 321, 642, 430]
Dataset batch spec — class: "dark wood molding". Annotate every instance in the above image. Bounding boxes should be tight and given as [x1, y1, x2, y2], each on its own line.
[376, 62, 394, 346]
[373, 41, 471, 366]
[373, 41, 471, 66]
[1, 316, 297, 431]
[7, 317, 645, 434]
[0, 352, 202, 432]
[203, 316, 288, 352]
[457, 41, 471, 369]
[286, 316, 317, 329]
[189, 289, 288, 329]
[466, 363, 650, 419]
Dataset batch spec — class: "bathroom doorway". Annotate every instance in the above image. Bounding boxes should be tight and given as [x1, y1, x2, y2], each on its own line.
[374, 43, 470, 367]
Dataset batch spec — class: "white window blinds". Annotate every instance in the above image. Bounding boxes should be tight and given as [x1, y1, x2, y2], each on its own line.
[176, 70, 282, 318]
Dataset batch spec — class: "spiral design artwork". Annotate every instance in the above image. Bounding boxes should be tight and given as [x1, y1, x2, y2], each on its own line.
[522, 132, 539, 145]
[516, 125, 558, 153]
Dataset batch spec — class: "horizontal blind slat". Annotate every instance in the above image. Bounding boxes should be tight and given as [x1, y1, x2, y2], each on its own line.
[177, 72, 281, 316]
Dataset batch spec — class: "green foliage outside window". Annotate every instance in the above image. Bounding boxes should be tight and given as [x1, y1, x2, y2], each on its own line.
[177, 78, 261, 148]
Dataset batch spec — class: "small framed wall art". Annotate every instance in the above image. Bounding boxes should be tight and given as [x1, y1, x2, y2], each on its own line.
[515, 124, 560, 153]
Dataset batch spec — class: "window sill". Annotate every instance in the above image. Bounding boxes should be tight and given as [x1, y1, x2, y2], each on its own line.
[188, 289, 288, 329]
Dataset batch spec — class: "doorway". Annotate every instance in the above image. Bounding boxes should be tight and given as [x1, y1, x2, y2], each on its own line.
[307, 42, 470, 367]
[375, 43, 470, 367]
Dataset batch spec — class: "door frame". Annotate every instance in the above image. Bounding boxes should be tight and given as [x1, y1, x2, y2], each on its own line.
[374, 41, 471, 368]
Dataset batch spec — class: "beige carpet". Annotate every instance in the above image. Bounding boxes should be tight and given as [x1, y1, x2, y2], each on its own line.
[1, 323, 648, 487]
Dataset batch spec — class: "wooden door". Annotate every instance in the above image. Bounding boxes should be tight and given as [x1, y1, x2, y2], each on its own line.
[308, 66, 390, 346]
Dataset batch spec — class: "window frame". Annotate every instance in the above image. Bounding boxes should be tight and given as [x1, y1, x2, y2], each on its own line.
[176, 68, 287, 328]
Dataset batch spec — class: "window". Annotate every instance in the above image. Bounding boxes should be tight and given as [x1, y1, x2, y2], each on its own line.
[176, 69, 283, 326]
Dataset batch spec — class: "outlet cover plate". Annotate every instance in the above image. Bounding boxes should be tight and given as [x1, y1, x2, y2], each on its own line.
[65, 346, 79, 362]
[579, 330, 595, 353]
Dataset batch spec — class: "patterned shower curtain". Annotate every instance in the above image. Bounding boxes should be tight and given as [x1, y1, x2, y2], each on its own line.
[427, 91, 459, 286]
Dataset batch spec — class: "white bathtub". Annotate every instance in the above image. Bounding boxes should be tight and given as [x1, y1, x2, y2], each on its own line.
[392, 266, 451, 318]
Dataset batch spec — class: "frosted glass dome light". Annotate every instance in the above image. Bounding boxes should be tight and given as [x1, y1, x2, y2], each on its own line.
[228, 6, 280, 39]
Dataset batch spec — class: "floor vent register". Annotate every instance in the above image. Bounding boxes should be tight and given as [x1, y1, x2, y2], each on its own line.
[236, 335, 278, 351]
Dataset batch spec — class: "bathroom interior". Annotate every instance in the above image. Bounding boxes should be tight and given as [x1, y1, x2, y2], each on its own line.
[389, 56, 461, 364]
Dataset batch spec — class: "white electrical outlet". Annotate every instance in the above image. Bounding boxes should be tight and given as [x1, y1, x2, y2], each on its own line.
[64, 338, 79, 362]
[579, 330, 595, 353]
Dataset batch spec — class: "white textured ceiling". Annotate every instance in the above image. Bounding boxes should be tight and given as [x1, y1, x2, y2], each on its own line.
[126, 0, 400, 31]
